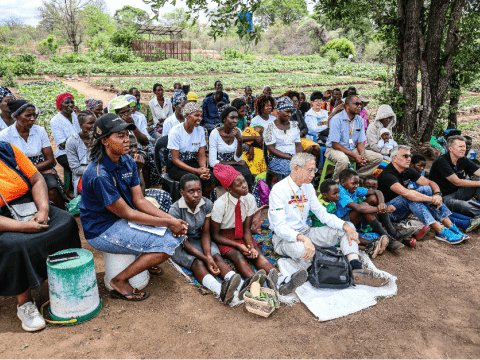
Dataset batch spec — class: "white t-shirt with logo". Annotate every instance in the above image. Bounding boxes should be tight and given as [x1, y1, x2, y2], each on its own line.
[167, 123, 206, 153]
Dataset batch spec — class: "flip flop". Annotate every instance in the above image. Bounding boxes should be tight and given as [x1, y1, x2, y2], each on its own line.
[148, 266, 164, 276]
[110, 289, 150, 301]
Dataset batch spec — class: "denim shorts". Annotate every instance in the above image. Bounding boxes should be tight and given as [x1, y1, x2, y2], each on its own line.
[171, 238, 221, 269]
[87, 219, 185, 256]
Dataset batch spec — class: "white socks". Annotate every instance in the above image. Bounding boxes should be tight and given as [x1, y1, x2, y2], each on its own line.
[201, 274, 221, 295]
[346, 253, 359, 262]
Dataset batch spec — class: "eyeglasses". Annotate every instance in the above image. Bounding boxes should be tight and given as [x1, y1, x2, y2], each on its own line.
[347, 102, 362, 106]
[305, 167, 318, 173]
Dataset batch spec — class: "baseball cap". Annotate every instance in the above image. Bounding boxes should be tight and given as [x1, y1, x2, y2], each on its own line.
[93, 113, 136, 139]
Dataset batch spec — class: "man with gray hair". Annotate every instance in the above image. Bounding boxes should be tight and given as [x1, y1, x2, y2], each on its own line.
[429, 135, 480, 227]
[377, 145, 466, 244]
[268, 153, 387, 287]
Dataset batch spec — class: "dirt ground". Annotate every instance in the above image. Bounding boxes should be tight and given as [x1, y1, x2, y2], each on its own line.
[1, 78, 480, 359]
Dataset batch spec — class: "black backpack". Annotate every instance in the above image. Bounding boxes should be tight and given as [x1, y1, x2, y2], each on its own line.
[307, 246, 354, 289]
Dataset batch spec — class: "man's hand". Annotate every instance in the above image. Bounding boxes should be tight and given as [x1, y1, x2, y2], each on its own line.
[237, 243, 252, 257]
[386, 204, 396, 212]
[354, 154, 367, 167]
[205, 256, 220, 275]
[246, 245, 259, 259]
[431, 194, 443, 209]
[297, 234, 315, 260]
[343, 223, 359, 246]
[324, 89, 332, 99]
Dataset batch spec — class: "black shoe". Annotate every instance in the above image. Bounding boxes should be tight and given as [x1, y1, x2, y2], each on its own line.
[393, 228, 415, 241]
[387, 238, 405, 251]
[238, 269, 266, 300]
[278, 269, 308, 296]
[267, 268, 279, 292]
[220, 273, 241, 305]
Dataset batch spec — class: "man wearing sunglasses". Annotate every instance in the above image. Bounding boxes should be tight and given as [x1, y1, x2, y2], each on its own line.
[325, 95, 383, 181]
[377, 145, 466, 244]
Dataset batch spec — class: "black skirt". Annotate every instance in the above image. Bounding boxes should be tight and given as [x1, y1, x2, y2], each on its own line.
[167, 158, 217, 189]
[0, 206, 81, 296]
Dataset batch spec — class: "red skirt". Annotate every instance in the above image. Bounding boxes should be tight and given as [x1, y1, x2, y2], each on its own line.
[217, 229, 258, 256]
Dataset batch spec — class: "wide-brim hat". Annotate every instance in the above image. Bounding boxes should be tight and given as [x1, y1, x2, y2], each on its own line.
[93, 113, 136, 139]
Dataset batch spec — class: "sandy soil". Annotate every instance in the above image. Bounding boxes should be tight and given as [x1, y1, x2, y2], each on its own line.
[1, 78, 480, 359]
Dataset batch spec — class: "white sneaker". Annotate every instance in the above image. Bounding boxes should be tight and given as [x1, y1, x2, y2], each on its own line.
[17, 301, 46, 332]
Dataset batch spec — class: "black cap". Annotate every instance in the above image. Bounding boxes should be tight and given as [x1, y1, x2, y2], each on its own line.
[93, 113, 136, 139]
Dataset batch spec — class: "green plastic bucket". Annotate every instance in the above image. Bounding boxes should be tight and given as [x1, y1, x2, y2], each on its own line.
[47, 248, 101, 324]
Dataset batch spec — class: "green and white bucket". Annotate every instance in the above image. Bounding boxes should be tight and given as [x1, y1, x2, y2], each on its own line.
[47, 248, 101, 324]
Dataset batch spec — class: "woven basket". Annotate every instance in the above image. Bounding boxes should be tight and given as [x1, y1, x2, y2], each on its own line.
[244, 287, 276, 318]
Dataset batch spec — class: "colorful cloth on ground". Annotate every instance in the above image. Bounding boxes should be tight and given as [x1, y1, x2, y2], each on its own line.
[310, 197, 336, 227]
[371, 159, 390, 178]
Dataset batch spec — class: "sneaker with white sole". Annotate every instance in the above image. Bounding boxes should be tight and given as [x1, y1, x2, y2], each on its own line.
[353, 269, 388, 287]
[449, 224, 469, 240]
[466, 217, 480, 233]
[17, 301, 46, 332]
[278, 269, 308, 296]
[435, 227, 464, 244]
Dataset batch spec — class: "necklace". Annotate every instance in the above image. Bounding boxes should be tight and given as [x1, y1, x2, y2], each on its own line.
[287, 178, 304, 213]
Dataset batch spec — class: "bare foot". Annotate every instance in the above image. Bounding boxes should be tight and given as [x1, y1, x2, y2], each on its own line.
[109, 278, 145, 300]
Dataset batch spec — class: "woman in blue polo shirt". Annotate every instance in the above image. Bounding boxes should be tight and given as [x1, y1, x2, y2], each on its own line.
[80, 113, 188, 302]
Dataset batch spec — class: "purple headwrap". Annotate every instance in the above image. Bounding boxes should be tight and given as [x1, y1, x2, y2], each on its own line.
[85, 98, 102, 110]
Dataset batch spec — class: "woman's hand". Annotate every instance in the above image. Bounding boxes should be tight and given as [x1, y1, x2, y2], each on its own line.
[24, 218, 49, 233]
[168, 219, 188, 237]
[233, 128, 242, 142]
[198, 167, 211, 180]
[205, 256, 220, 275]
[32, 210, 49, 225]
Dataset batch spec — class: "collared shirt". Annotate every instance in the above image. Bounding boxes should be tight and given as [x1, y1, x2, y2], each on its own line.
[65, 133, 91, 197]
[304, 108, 328, 137]
[162, 113, 182, 137]
[208, 128, 242, 167]
[326, 110, 366, 150]
[268, 176, 345, 242]
[168, 196, 213, 242]
[0, 114, 9, 131]
[0, 123, 50, 157]
[50, 112, 80, 158]
[149, 97, 173, 125]
[211, 192, 257, 229]
[80, 154, 140, 239]
[430, 152, 480, 196]
[336, 184, 369, 218]
[201, 95, 221, 126]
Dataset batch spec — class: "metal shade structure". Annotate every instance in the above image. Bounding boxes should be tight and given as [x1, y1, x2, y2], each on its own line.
[136, 25, 185, 38]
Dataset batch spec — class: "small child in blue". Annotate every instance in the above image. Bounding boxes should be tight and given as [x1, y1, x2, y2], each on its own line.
[408, 154, 426, 190]
[336, 168, 413, 254]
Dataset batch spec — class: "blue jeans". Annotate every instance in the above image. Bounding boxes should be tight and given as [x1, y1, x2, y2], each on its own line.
[387, 186, 451, 226]
[88, 219, 185, 256]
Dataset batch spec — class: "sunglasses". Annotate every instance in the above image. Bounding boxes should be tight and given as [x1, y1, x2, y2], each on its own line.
[401, 154, 412, 159]
[347, 102, 362, 106]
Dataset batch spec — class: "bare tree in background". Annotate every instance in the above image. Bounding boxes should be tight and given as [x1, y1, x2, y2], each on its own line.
[38, 0, 106, 52]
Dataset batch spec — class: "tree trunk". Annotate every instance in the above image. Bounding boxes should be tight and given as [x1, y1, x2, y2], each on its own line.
[396, 0, 422, 140]
[447, 72, 460, 129]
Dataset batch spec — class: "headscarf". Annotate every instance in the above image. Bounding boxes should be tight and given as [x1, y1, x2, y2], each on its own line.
[252, 123, 264, 128]
[220, 106, 238, 122]
[0, 87, 15, 102]
[7, 100, 35, 118]
[182, 102, 202, 117]
[85, 98, 102, 110]
[172, 89, 187, 107]
[276, 96, 295, 112]
[56, 93, 74, 110]
[85, 99, 102, 110]
[213, 164, 243, 238]
[186, 92, 198, 101]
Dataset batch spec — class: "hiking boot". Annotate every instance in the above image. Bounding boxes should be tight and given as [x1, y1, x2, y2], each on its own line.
[278, 269, 308, 296]
[387, 238, 405, 251]
[414, 225, 430, 241]
[238, 269, 266, 300]
[267, 268, 279, 292]
[353, 269, 388, 287]
[220, 273, 241, 305]
[17, 302, 45, 332]
[392, 228, 415, 241]
[435, 227, 464, 245]
[466, 217, 480, 233]
[366, 235, 389, 259]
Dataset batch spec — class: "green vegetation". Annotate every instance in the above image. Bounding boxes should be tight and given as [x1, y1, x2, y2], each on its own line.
[321, 39, 356, 58]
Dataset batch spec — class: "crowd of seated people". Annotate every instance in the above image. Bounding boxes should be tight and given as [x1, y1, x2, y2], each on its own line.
[1, 82, 478, 333]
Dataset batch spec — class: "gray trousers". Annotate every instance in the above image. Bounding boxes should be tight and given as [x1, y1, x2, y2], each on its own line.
[443, 185, 480, 218]
[272, 224, 359, 269]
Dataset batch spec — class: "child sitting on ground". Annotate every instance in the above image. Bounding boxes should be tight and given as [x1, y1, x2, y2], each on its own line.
[408, 154, 427, 190]
[169, 174, 242, 305]
[363, 175, 378, 191]
[210, 164, 307, 298]
[337, 169, 414, 254]
[309, 180, 339, 228]
[377, 128, 398, 161]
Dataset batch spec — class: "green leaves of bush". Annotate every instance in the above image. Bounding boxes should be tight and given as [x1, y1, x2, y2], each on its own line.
[321, 39, 356, 58]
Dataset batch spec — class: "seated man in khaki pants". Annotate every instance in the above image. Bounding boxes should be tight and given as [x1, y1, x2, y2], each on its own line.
[325, 95, 383, 181]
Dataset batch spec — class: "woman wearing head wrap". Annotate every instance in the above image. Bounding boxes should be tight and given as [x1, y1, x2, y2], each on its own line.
[0, 87, 16, 130]
[50, 92, 80, 197]
[209, 105, 254, 190]
[264, 97, 302, 176]
[167, 102, 216, 198]
[162, 89, 188, 137]
[186, 92, 198, 103]
[0, 100, 68, 208]
[85, 98, 103, 118]
[80, 113, 187, 302]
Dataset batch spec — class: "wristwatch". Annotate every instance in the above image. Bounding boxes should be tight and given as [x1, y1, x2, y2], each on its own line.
[433, 192, 442, 196]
